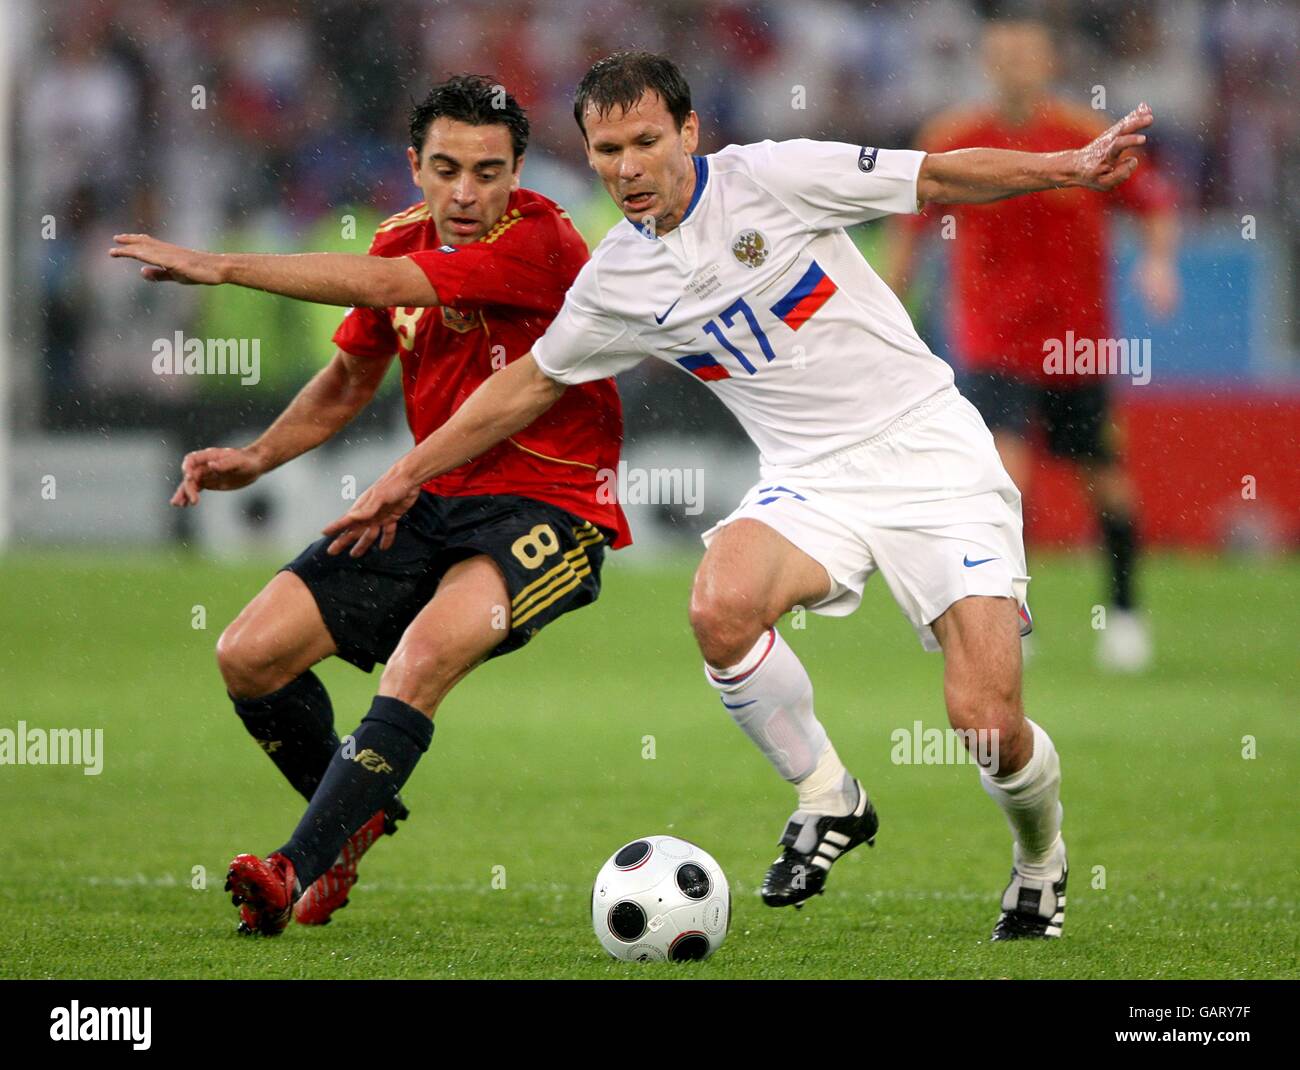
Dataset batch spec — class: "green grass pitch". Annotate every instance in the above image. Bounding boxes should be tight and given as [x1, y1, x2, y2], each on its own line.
[1, 549, 1295, 979]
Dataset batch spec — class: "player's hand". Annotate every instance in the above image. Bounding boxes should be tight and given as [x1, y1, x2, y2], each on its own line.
[109, 233, 226, 285]
[1134, 254, 1180, 319]
[1072, 103, 1154, 192]
[321, 467, 421, 558]
[170, 446, 265, 507]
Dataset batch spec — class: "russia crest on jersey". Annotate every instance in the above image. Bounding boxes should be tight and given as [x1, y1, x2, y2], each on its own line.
[731, 229, 769, 268]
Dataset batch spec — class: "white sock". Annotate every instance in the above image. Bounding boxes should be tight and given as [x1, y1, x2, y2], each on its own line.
[796, 741, 857, 816]
[979, 719, 1064, 879]
[706, 629, 850, 807]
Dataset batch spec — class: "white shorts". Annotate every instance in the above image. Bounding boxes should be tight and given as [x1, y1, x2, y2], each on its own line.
[701, 387, 1032, 652]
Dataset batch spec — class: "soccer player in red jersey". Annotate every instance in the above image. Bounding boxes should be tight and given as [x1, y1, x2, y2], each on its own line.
[112, 76, 629, 934]
[888, 18, 1179, 672]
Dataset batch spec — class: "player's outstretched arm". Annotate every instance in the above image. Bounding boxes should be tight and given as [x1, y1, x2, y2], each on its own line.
[109, 234, 440, 308]
[170, 348, 393, 507]
[916, 103, 1155, 206]
[321, 353, 567, 557]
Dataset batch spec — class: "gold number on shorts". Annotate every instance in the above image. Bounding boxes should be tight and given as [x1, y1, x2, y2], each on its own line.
[511, 524, 560, 569]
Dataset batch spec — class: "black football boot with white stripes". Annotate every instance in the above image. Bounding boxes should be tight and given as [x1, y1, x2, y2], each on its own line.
[760, 778, 878, 907]
[991, 844, 1068, 941]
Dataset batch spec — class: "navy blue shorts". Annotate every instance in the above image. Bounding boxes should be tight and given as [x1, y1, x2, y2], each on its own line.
[283, 492, 608, 672]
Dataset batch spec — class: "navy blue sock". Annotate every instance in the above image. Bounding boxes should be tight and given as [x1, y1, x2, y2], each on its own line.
[276, 696, 433, 891]
[232, 671, 339, 802]
[1099, 511, 1138, 610]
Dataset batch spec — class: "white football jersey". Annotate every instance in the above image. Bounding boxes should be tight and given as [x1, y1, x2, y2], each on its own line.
[531, 139, 956, 468]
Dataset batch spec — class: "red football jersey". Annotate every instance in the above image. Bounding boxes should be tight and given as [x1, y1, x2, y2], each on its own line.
[910, 100, 1175, 383]
[333, 189, 631, 547]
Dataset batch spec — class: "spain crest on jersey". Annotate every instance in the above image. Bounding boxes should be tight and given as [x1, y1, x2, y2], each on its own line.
[731, 229, 769, 268]
[441, 306, 481, 333]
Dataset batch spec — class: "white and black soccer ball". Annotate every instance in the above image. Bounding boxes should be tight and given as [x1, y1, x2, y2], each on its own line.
[591, 835, 730, 962]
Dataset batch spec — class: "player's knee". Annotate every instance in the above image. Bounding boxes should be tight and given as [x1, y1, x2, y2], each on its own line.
[945, 677, 1028, 764]
[945, 674, 1020, 734]
[215, 624, 280, 699]
[689, 588, 764, 668]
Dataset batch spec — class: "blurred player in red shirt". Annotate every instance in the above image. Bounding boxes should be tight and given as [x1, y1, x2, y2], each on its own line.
[889, 18, 1179, 672]
[113, 77, 629, 935]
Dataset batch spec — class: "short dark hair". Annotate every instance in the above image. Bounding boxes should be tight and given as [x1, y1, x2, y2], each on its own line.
[409, 74, 529, 161]
[572, 51, 692, 139]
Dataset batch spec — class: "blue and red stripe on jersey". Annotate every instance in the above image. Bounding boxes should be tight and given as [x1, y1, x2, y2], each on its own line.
[676, 353, 732, 381]
[770, 260, 838, 330]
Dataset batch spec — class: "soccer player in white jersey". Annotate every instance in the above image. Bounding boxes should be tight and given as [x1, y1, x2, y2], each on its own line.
[115, 52, 1156, 940]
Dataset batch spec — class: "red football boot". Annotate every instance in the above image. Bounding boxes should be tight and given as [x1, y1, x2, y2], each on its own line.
[226, 852, 297, 936]
[293, 802, 408, 926]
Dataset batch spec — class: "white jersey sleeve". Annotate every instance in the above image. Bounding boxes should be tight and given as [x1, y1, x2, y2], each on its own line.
[531, 254, 645, 385]
[732, 139, 926, 229]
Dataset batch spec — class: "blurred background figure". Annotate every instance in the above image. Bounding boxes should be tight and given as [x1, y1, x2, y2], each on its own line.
[888, 16, 1180, 672]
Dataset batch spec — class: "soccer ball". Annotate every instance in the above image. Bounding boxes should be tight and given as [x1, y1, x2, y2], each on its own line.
[591, 835, 730, 962]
